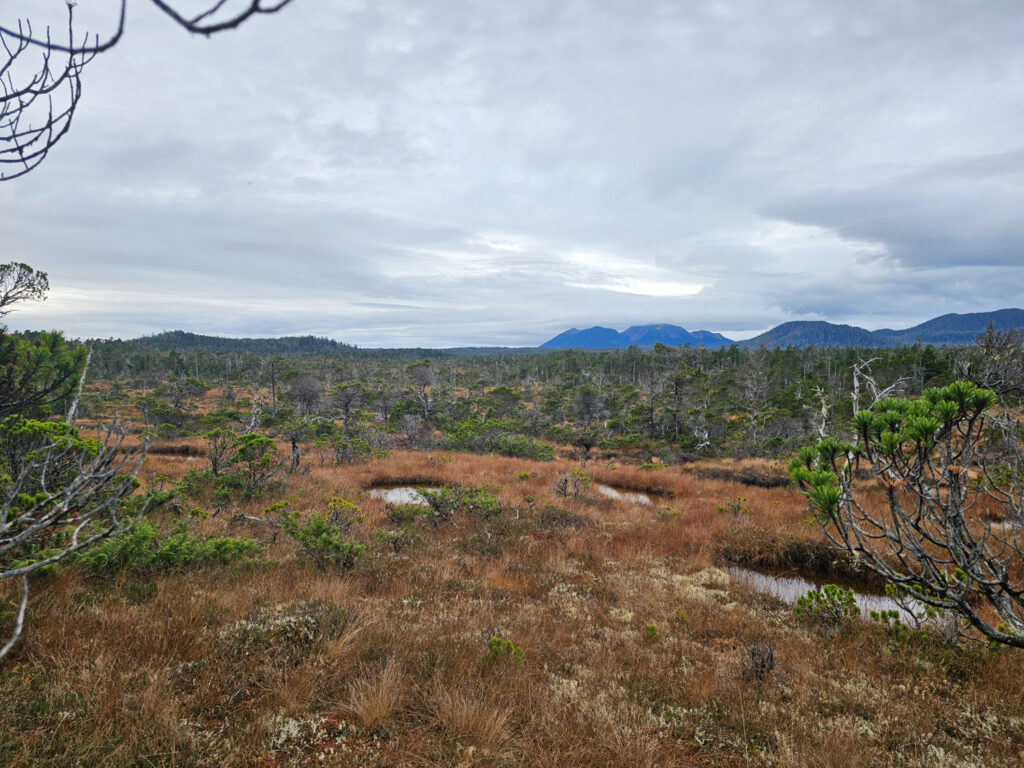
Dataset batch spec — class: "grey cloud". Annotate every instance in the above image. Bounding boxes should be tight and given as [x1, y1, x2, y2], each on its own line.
[2, 0, 1023, 345]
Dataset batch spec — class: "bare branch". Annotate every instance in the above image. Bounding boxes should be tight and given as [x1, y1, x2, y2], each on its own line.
[0, 0, 295, 181]
[0, 574, 28, 660]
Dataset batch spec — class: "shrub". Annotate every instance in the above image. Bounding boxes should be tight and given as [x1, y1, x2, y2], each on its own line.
[795, 584, 860, 632]
[228, 433, 281, 495]
[419, 486, 501, 526]
[277, 500, 365, 571]
[74, 519, 263, 575]
[537, 504, 587, 530]
[0, 415, 99, 493]
[385, 504, 421, 525]
[484, 636, 524, 664]
[553, 470, 591, 499]
[488, 433, 554, 461]
[716, 497, 751, 520]
[374, 526, 420, 554]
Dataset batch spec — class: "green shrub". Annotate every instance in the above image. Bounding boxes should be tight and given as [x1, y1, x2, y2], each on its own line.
[716, 497, 751, 520]
[74, 520, 263, 575]
[385, 504, 422, 525]
[419, 486, 502, 526]
[374, 525, 420, 554]
[277, 499, 365, 571]
[228, 433, 280, 495]
[488, 433, 554, 461]
[795, 584, 860, 632]
[0, 415, 99, 493]
[484, 636, 524, 664]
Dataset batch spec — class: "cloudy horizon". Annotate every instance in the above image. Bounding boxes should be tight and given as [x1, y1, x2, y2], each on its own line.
[3, 0, 1023, 348]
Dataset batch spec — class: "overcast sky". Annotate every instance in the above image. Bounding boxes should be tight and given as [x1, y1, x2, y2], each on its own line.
[2, 0, 1023, 347]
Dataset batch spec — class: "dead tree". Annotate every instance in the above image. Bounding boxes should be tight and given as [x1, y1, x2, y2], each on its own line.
[1, 0, 295, 181]
[851, 358, 907, 414]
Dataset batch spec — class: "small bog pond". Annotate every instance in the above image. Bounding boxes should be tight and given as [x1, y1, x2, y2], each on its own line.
[727, 566, 921, 624]
[596, 484, 652, 505]
[368, 487, 437, 505]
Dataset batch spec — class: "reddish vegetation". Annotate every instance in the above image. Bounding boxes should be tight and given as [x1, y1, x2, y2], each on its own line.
[2, 447, 1023, 766]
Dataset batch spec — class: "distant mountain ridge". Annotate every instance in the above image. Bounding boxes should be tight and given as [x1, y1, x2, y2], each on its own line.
[540, 324, 733, 349]
[738, 309, 1024, 349]
[540, 310, 1024, 350]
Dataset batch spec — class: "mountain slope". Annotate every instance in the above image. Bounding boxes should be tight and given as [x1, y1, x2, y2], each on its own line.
[740, 309, 1024, 348]
[539, 327, 630, 349]
[132, 331, 356, 356]
[541, 324, 734, 349]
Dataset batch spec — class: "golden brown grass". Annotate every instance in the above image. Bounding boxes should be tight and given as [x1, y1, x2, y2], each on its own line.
[344, 658, 405, 731]
[3, 449, 1024, 766]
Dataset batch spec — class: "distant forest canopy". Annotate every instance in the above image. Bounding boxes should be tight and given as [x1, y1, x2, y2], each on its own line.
[56, 322, 1023, 462]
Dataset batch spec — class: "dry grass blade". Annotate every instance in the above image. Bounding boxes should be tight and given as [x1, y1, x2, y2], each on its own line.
[344, 657, 405, 730]
[431, 681, 511, 757]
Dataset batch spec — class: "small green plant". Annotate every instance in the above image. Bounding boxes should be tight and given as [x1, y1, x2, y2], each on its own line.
[870, 608, 911, 642]
[644, 624, 658, 641]
[674, 609, 687, 624]
[385, 503, 422, 525]
[517, 471, 531, 480]
[656, 506, 678, 520]
[716, 497, 751, 520]
[485, 636, 524, 664]
[374, 525, 420, 554]
[795, 584, 860, 632]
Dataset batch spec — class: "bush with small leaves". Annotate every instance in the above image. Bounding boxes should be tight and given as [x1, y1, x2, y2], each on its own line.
[716, 497, 751, 520]
[0, 415, 98, 493]
[74, 519, 263, 575]
[374, 526, 420, 554]
[277, 500, 365, 571]
[484, 636, 524, 664]
[419, 486, 501, 526]
[790, 381, 1024, 648]
[537, 504, 587, 530]
[385, 504, 421, 526]
[228, 432, 281, 495]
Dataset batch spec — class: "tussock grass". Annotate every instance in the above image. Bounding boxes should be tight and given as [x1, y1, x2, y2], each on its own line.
[3, 449, 1024, 766]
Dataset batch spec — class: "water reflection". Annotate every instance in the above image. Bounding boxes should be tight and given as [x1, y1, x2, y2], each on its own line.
[596, 484, 652, 505]
[727, 566, 922, 623]
[369, 487, 436, 505]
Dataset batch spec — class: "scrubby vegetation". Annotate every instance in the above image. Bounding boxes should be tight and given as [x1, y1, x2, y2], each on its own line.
[4, 310, 1024, 766]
